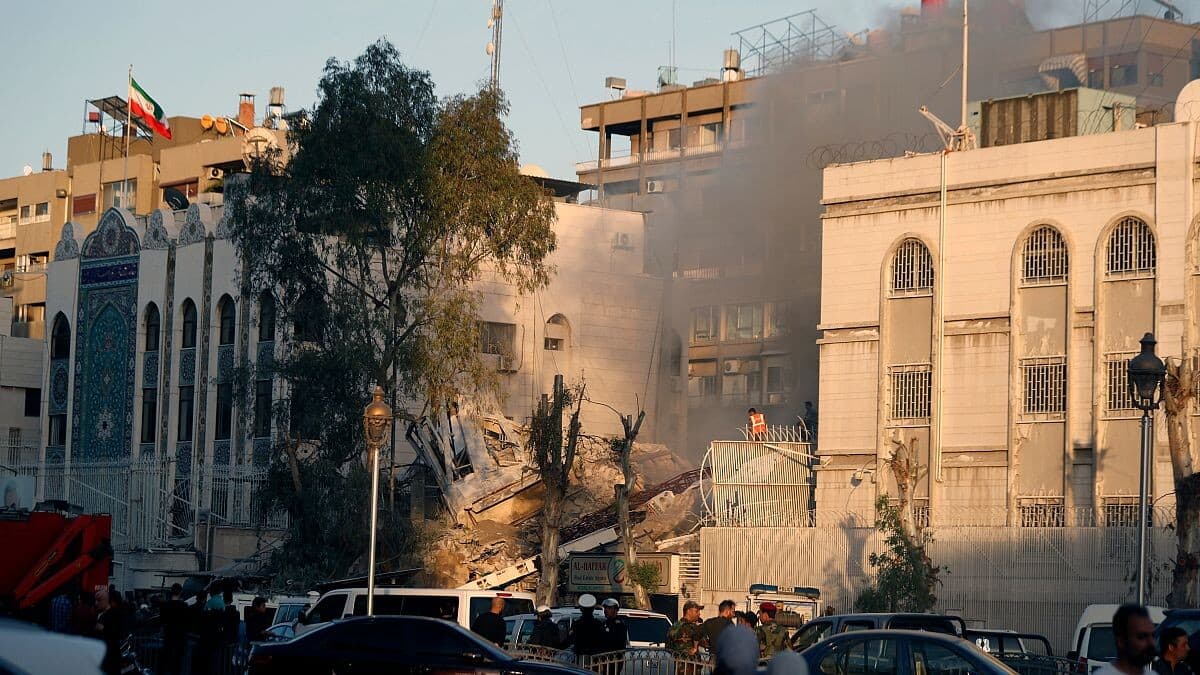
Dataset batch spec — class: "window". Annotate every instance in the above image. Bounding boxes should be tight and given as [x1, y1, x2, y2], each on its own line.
[888, 363, 932, 420]
[18, 205, 31, 225]
[178, 385, 194, 441]
[144, 304, 160, 352]
[691, 306, 718, 342]
[1019, 497, 1065, 528]
[141, 389, 157, 444]
[1088, 57, 1105, 88]
[1021, 226, 1068, 285]
[215, 382, 233, 440]
[48, 414, 66, 446]
[1111, 53, 1138, 87]
[294, 290, 325, 343]
[767, 365, 788, 394]
[254, 380, 272, 438]
[544, 314, 568, 351]
[1021, 356, 1066, 417]
[102, 179, 137, 210]
[258, 292, 276, 342]
[1103, 496, 1144, 528]
[479, 321, 515, 355]
[725, 303, 764, 340]
[218, 296, 236, 345]
[305, 594, 348, 624]
[1106, 217, 1155, 277]
[73, 194, 97, 216]
[468, 596, 533, 625]
[1148, 53, 1165, 87]
[793, 620, 834, 651]
[688, 361, 718, 408]
[181, 300, 197, 349]
[766, 302, 789, 338]
[889, 239, 934, 297]
[818, 638, 900, 675]
[23, 388, 39, 417]
[34, 202, 49, 221]
[1105, 352, 1136, 413]
[50, 315, 70, 359]
[910, 640, 980, 675]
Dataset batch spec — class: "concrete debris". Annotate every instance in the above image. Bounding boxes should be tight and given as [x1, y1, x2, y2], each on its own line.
[404, 408, 702, 588]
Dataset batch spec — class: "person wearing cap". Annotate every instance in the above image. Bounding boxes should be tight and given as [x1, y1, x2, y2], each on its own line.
[528, 605, 560, 649]
[668, 600, 708, 664]
[755, 602, 787, 660]
[571, 594, 605, 662]
[601, 598, 628, 653]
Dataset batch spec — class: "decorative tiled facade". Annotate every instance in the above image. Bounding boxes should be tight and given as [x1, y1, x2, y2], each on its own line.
[142, 351, 159, 388]
[179, 349, 196, 386]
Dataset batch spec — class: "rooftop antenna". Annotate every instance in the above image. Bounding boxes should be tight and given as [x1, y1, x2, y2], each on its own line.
[918, 0, 975, 152]
[487, 0, 504, 91]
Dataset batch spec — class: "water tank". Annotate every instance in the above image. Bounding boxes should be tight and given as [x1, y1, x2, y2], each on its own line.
[723, 49, 741, 71]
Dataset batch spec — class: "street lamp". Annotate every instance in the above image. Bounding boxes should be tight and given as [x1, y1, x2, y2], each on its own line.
[362, 385, 392, 616]
[1127, 332, 1166, 606]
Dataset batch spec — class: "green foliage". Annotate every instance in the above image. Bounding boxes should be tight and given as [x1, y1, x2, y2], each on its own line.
[855, 496, 944, 613]
[626, 561, 662, 593]
[227, 38, 557, 587]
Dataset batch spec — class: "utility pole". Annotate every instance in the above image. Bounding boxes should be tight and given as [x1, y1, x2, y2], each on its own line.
[487, 0, 504, 91]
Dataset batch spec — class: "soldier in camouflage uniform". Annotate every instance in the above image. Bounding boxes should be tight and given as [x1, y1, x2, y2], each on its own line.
[755, 602, 788, 660]
[668, 600, 709, 673]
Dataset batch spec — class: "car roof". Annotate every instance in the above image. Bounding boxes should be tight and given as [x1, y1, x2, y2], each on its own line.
[828, 613, 962, 621]
[508, 608, 670, 620]
[820, 629, 970, 642]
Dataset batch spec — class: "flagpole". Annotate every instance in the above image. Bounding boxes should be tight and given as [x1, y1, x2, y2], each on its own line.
[123, 65, 132, 212]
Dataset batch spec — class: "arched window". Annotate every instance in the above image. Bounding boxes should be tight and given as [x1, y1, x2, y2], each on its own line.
[889, 238, 934, 297]
[293, 289, 325, 343]
[50, 314, 71, 360]
[258, 291, 276, 343]
[1021, 226, 1069, 286]
[218, 295, 236, 346]
[181, 299, 197, 349]
[1106, 217, 1156, 277]
[544, 314, 569, 351]
[144, 303, 161, 352]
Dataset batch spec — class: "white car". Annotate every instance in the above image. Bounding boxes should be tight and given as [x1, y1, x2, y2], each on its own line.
[296, 587, 536, 637]
[505, 607, 672, 649]
[1069, 603, 1167, 672]
[0, 618, 106, 675]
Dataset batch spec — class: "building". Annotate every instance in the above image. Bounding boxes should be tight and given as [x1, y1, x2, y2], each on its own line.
[1, 91, 285, 340]
[575, 4, 1200, 458]
[33, 179, 661, 588]
[0, 297, 43, 463]
[816, 80, 1200, 526]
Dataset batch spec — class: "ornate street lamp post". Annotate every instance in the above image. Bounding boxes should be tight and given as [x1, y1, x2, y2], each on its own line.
[362, 385, 392, 616]
[1127, 333, 1166, 606]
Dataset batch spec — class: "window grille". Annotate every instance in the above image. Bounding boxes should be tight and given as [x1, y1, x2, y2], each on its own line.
[1021, 226, 1068, 285]
[1021, 356, 1066, 418]
[889, 239, 934, 297]
[1103, 496, 1146, 527]
[1104, 352, 1137, 413]
[1105, 217, 1155, 278]
[888, 363, 932, 420]
[1019, 497, 1065, 528]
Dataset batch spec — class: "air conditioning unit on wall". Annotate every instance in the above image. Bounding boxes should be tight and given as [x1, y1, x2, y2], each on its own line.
[611, 232, 633, 250]
[646, 180, 664, 193]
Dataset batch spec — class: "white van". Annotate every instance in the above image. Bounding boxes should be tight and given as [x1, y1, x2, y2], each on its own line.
[295, 587, 536, 636]
[505, 607, 672, 649]
[1069, 604, 1167, 672]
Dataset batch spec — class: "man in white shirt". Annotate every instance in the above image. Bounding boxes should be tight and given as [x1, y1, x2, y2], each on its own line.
[1094, 605, 1159, 675]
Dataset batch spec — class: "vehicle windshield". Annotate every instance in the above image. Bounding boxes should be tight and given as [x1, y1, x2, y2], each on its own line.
[1087, 626, 1116, 662]
[627, 617, 671, 644]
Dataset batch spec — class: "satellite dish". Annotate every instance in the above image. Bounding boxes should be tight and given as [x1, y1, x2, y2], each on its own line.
[200, 114, 215, 130]
[22, 165, 33, 176]
[214, 117, 229, 135]
[163, 187, 190, 211]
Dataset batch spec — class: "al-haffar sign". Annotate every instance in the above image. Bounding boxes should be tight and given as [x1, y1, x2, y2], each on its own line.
[566, 553, 680, 594]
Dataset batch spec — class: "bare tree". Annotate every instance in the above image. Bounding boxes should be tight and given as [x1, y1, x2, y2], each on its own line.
[531, 375, 584, 606]
[1162, 357, 1200, 607]
[591, 397, 649, 608]
[885, 433, 926, 538]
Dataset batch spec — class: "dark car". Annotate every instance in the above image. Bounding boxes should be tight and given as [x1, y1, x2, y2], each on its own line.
[791, 613, 968, 651]
[1155, 610, 1200, 675]
[247, 615, 594, 675]
[799, 629, 1018, 675]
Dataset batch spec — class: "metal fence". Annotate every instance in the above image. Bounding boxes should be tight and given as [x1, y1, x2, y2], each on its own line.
[703, 439, 817, 527]
[128, 634, 243, 675]
[508, 647, 713, 675]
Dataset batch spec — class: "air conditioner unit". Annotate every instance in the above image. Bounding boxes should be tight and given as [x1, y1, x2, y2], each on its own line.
[206, 167, 225, 180]
[0, 270, 13, 288]
[646, 180, 664, 194]
[723, 359, 741, 375]
[497, 354, 517, 372]
[611, 232, 633, 250]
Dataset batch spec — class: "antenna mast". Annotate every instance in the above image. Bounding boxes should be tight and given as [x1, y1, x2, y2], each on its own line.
[487, 0, 504, 91]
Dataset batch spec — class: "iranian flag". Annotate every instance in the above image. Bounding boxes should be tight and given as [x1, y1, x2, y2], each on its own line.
[129, 77, 172, 140]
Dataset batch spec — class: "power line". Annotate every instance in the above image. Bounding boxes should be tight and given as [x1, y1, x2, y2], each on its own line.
[412, 0, 440, 53]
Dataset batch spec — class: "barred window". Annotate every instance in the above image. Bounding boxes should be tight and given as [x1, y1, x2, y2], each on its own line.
[1105, 352, 1137, 413]
[1103, 496, 1141, 527]
[1021, 356, 1067, 417]
[889, 239, 934, 297]
[1019, 497, 1065, 528]
[1105, 217, 1155, 277]
[1021, 226, 1068, 285]
[888, 363, 932, 420]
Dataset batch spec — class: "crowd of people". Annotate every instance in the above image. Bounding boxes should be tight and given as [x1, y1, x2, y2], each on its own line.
[670, 599, 790, 664]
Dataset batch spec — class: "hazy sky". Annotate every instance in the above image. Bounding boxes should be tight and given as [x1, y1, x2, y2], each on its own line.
[0, 1, 1182, 180]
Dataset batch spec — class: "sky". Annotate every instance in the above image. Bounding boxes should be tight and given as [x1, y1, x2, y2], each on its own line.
[0, 1, 1185, 180]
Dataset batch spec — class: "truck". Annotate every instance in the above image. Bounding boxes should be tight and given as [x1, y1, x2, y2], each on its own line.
[0, 506, 113, 614]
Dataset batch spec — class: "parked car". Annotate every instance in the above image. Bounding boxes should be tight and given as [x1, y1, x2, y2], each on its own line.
[965, 630, 1053, 657]
[791, 613, 967, 651]
[260, 622, 297, 643]
[0, 617, 106, 675]
[798, 629, 1017, 675]
[295, 587, 536, 636]
[248, 615, 593, 675]
[1068, 604, 1167, 672]
[506, 607, 673, 648]
[1154, 609, 1200, 675]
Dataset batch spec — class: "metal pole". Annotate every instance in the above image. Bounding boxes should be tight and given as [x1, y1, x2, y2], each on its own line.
[123, 65, 133, 210]
[961, 0, 969, 133]
[367, 442, 380, 615]
[1137, 409, 1152, 606]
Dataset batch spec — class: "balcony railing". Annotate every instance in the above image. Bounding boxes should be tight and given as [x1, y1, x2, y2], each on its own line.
[0, 216, 15, 239]
[575, 141, 726, 173]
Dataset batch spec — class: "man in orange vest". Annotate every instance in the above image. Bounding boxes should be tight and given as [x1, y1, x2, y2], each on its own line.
[747, 408, 767, 440]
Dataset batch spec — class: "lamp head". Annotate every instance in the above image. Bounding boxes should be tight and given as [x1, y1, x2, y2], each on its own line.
[1127, 333, 1167, 411]
[362, 386, 392, 448]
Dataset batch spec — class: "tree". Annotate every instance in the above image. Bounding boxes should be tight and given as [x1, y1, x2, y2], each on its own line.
[590, 397, 649, 608]
[884, 433, 925, 538]
[530, 375, 584, 606]
[855, 496, 942, 613]
[227, 39, 557, 586]
[1161, 357, 1200, 607]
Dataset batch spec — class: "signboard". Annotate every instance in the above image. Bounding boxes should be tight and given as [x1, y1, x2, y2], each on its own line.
[567, 553, 680, 594]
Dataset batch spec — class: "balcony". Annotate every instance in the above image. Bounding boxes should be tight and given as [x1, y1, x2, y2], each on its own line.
[575, 141, 725, 173]
[0, 215, 15, 239]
